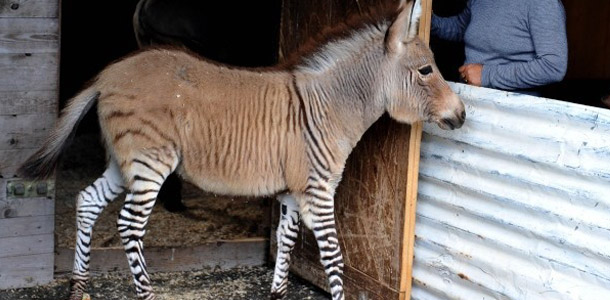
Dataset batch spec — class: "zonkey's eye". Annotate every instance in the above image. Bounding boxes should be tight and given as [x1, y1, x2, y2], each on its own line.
[418, 65, 433, 76]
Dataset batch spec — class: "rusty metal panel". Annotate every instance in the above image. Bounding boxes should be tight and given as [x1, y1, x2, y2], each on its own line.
[412, 83, 610, 299]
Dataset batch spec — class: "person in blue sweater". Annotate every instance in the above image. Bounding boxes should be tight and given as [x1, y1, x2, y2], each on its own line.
[431, 0, 568, 93]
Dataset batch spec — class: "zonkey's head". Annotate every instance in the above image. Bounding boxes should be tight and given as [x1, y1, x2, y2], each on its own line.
[383, 0, 465, 130]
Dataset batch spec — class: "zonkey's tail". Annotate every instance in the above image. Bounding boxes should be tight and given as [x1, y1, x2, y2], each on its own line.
[18, 88, 100, 179]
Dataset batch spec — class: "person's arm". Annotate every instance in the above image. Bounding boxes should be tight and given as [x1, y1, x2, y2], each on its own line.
[481, 0, 568, 90]
[430, 1, 472, 42]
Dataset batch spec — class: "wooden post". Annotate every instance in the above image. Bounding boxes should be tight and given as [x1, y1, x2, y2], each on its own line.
[399, 1, 433, 299]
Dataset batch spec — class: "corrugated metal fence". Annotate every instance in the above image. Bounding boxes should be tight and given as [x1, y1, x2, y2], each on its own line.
[412, 83, 610, 300]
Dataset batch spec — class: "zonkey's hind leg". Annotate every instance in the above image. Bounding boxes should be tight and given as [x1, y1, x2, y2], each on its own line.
[270, 194, 300, 299]
[117, 148, 178, 300]
[69, 160, 124, 300]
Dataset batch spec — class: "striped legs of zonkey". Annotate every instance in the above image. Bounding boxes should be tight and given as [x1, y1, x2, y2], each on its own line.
[271, 178, 345, 300]
[69, 160, 124, 300]
[271, 195, 301, 299]
[117, 149, 179, 300]
[305, 183, 345, 300]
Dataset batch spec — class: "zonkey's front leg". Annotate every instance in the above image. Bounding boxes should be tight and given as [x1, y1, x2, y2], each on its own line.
[303, 182, 345, 300]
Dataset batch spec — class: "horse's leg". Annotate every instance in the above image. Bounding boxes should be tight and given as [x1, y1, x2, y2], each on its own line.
[117, 149, 178, 300]
[303, 184, 345, 300]
[270, 194, 300, 299]
[69, 160, 124, 300]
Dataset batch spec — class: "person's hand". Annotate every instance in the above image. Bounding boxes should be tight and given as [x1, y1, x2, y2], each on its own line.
[459, 64, 483, 86]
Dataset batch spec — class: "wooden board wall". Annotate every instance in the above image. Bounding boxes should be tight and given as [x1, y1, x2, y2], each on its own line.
[0, 0, 59, 289]
[271, 1, 429, 299]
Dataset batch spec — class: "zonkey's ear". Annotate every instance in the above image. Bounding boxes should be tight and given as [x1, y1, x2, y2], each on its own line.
[385, 0, 422, 54]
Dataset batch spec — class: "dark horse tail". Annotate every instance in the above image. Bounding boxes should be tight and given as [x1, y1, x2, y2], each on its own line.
[18, 87, 100, 179]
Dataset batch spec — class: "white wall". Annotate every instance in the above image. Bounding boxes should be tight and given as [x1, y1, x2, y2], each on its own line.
[412, 83, 610, 300]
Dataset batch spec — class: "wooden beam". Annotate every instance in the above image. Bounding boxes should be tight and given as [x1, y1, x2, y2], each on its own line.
[0, 215, 54, 238]
[0, 113, 56, 150]
[0, 91, 58, 116]
[0, 148, 37, 177]
[0, 52, 59, 91]
[0, 253, 54, 289]
[54, 238, 268, 274]
[0, 18, 59, 53]
[399, 0, 432, 299]
[0, 0, 59, 18]
[0, 234, 53, 259]
[0, 196, 55, 219]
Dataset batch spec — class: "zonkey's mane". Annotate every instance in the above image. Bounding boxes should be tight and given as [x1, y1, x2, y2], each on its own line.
[280, 2, 401, 71]
[125, 3, 400, 75]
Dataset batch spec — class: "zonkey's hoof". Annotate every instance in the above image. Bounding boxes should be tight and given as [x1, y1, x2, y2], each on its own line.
[270, 291, 285, 300]
[67, 291, 88, 300]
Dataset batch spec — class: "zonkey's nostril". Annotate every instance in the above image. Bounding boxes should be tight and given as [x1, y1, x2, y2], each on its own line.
[442, 118, 456, 130]
[461, 110, 466, 120]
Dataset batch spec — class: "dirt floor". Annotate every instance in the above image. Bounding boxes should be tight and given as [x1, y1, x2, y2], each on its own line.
[56, 133, 268, 248]
[0, 266, 328, 300]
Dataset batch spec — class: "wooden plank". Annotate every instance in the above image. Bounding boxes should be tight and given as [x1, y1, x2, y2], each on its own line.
[0, 196, 54, 219]
[0, 113, 55, 150]
[0, 148, 37, 177]
[0, 90, 57, 116]
[398, 122, 422, 299]
[54, 238, 268, 274]
[0, 52, 58, 91]
[0, 18, 59, 53]
[0, 233, 53, 258]
[399, 2, 431, 298]
[0, 253, 53, 289]
[0, 0, 58, 18]
[418, 0, 432, 44]
[0, 214, 54, 238]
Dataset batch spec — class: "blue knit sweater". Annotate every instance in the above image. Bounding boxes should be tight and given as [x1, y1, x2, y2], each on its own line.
[431, 0, 568, 91]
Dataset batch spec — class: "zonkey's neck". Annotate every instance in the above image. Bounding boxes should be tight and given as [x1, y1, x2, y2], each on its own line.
[292, 41, 388, 162]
